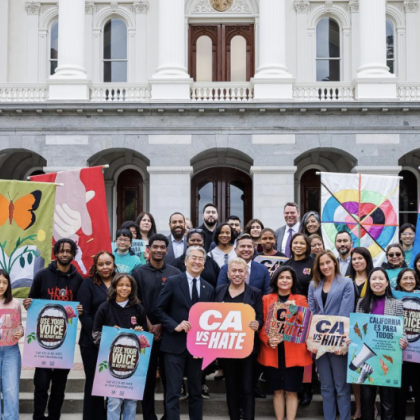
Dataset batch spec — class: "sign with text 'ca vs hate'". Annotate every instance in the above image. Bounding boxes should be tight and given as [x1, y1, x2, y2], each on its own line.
[23, 299, 79, 369]
[187, 303, 256, 369]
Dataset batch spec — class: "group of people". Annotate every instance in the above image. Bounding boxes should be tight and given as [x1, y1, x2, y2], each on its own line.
[0, 202, 418, 420]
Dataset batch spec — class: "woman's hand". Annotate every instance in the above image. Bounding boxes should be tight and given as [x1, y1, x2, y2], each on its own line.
[249, 320, 259, 331]
[76, 304, 83, 315]
[334, 349, 343, 355]
[345, 338, 352, 346]
[310, 347, 318, 355]
[268, 336, 281, 349]
[134, 326, 143, 332]
[23, 298, 32, 310]
[400, 338, 408, 350]
[13, 327, 24, 340]
[113, 325, 121, 329]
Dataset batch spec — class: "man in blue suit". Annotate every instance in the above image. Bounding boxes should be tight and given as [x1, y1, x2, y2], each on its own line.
[217, 234, 271, 295]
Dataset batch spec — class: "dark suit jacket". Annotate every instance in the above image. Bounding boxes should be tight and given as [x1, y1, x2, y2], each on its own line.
[154, 272, 215, 354]
[217, 261, 271, 295]
[214, 283, 263, 354]
[164, 234, 188, 266]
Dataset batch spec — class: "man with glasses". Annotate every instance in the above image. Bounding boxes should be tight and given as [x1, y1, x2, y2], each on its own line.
[334, 231, 353, 276]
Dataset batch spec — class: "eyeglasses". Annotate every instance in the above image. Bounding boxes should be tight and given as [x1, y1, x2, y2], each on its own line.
[401, 233, 415, 237]
[189, 229, 203, 234]
[116, 238, 131, 243]
[388, 252, 402, 258]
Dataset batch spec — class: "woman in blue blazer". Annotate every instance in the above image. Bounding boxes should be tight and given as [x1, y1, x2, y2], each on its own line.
[308, 250, 355, 420]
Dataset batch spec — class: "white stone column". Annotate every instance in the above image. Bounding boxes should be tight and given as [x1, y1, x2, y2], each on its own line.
[294, 1, 310, 82]
[251, 167, 297, 230]
[405, 0, 419, 82]
[349, 0, 360, 78]
[150, 0, 192, 100]
[25, 2, 41, 83]
[252, 0, 294, 100]
[133, 1, 149, 83]
[148, 166, 193, 235]
[84, 2, 95, 80]
[49, 0, 90, 100]
[0, 0, 9, 82]
[354, 0, 397, 100]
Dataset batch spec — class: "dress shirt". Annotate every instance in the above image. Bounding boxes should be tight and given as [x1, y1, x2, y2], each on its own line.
[186, 271, 201, 299]
[245, 261, 252, 284]
[280, 222, 300, 254]
[338, 255, 351, 276]
[171, 235, 185, 259]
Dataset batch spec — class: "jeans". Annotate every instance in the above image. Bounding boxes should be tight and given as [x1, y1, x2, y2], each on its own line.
[108, 398, 137, 420]
[0, 344, 21, 420]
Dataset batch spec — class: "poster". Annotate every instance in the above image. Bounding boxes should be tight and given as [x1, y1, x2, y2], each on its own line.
[265, 302, 312, 344]
[92, 326, 153, 400]
[306, 315, 349, 359]
[0, 180, 56, 297]
[111, 239, 146, 259]
[0, 308, 22, 346]
[253, 255, 288, 278]
[187, 303, 256, 369]
[23, 299, 79, 369]
[347, 313, 403, 387]
[394, 291, 420, 363]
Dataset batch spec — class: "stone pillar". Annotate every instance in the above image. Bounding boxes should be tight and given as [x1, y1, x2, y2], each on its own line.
[84, 2, 96, 80]
[133, 1, 149, 83]
[294, 1, 310, 82]
[150, 0, 192, 100]
[349, 0, 360, 78]
[353, 0, 397, 100]
[148, 166, 193, 235]
[49, 0, 90, 100]
[252, 0, 294, 99]
[251, 166, 297, 230]
[0, 0, 9, 82]
[25, 2, 41, 83]
[405, 0, 419, 82]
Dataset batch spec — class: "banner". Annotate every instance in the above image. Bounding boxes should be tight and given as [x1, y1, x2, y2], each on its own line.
[265, 302, 312, 344]
[0, 308, 22, 346]
[0, 180, 56, 297]
[306, 315, 349, 359]
[347, 313, 403, 387]
[92, 326, 153, 400]
[187, 303, 256, 369]
[111, 239, 146, 260]
[31, 167, 112, 277]
[394, 291, 420, 363]
[253, 255, 288, 278]
[321, 172, 399, 267]
[23, 299, 79, 369]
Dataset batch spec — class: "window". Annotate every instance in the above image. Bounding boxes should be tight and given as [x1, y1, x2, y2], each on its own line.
[386, 19, 395, 74]
[399, 170, 418, 226]
[300, 169, 321, 215]
[117, 169, 143, 227]
[49, 20, 58, 75]
[103, 19, 127, 83]
[316, 18, 340, 82]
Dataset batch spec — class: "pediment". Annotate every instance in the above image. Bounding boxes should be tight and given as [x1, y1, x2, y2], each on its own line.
[186, 0, 258, 16]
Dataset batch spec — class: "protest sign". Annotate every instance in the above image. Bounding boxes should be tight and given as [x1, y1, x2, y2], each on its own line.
[394, 291, 420, 363]
[92, 326, 153, 400]
[23, 299, 79, 369]
[187, 303, 256, 369]
[0, 308, 22, 346]
[253, 255, 288, 278]
[111, 239, 146, 260]
[347, 313, 403, 387]
[306, 315, 349, 359]
[265, 301, 312, 344]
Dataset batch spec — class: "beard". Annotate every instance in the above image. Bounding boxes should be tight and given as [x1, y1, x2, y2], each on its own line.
[172, 229, 186, 240]
[205, 219, 217, 227]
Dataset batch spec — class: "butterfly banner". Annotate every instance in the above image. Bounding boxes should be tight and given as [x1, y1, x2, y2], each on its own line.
[31, 167, 112, 277]
[0, 180, 56, 298]
[320, 172, 399, 267]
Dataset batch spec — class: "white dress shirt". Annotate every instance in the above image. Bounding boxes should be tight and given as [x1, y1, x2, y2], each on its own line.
[186, 271, 201, 299]
[171, 234, 185, 259]
[281, 222, 300, 254]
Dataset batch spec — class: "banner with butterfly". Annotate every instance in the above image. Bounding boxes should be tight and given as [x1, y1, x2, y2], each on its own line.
[321, 172, 399, 267]
[0, 180, 56, 298]
[31, 166, 112, 277]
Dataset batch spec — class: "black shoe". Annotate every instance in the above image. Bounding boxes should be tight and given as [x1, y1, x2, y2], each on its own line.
[201, 384, 210, 399]
[254, 387, 266, 398]
[180, 381, 188, 401]
[300, 391, 312, 406]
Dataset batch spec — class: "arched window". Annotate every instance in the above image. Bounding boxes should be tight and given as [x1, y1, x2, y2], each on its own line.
[230, 36, 247, 82]
[386, 19, 395, 74]
[49, 20, 58, 75]
[316, 18, 340, 82]
[196, 36, 213, 82]
[117, 169, 143, 227]
[399, 170, 418, 226]
[103, 19, 127, 83]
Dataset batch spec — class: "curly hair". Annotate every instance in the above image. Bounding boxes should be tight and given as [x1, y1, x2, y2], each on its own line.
[89, 251, 117, 286]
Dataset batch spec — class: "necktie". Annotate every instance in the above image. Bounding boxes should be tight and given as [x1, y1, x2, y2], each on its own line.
[285, 228, 293, 258]
[192, 278, 199, 304]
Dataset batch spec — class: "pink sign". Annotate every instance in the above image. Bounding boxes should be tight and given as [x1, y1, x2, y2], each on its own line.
[187, 303, 256, 369]
[0, 309, 21, 346]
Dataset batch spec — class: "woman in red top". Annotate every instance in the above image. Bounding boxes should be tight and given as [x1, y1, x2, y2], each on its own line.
[258, 266, 312, 420]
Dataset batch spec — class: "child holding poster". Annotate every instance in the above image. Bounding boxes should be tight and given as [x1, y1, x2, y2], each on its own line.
[0, 269, 24, 420]
[93, 273, 148, 420]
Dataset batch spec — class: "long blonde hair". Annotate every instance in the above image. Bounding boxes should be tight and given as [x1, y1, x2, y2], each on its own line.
[312, 250, 341, 287]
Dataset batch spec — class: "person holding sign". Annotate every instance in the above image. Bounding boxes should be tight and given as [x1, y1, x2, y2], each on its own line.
[308, 250, 354, 420]
[258, 266, 312, 420]
[113, 229, 142, 275]
[215, 258, 263, 420]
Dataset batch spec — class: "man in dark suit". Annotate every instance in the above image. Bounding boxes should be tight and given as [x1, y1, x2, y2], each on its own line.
[155, 246, 215, 420]
[335, 230, 353, 276]
[275, 202, 301, 256]
[165, 212, 188, 266]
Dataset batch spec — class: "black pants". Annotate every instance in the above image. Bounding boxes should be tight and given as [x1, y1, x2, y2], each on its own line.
[395, 362, 420, 420]
[361, 385, 395, 420]
[221, 355, 256, 420]
[80, 345, 106, 420]
[33, 367, 70, 420]
[164, 351, 203, 420]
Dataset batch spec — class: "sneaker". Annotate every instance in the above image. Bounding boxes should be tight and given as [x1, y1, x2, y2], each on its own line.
[180, 381, 188, 401]
[201, 384, 210, 399]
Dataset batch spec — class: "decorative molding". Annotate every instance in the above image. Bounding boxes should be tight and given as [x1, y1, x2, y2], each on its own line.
[294, 1, 311, 13]
[325, 1, 333, 12]
[25, 2, 41, 15]
[348, 0, 359, 12]
[132, 1, 149, 13]
[192, 0, 251, 14]
[404, 0, 419, 12]
[110, 1, 118, 12]
[85, 2, 96, 14]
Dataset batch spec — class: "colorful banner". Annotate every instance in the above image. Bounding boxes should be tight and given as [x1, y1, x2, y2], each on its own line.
[92, 326, 153, 400]
[23, 299, 79, 369]
[0, 180, 56, 297]
[253, 255, 288, 278]
[31, 167, 112, 277]
[187, 303, 256, 369]
[0, 308, 22, 346]
[265, 301, 312, 344]
[347, 313, 403, 387]
[394, 291, 420, 363]
[321, 172, 399, 267]
[306, 315, 349, 359]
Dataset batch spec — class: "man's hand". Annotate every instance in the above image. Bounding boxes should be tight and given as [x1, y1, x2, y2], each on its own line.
[150, 324, 163, 341]
[175, 320, 191, 333]
[249, 320, 259, 331]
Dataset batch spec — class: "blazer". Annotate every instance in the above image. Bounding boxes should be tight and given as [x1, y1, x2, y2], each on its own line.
[275, 223, 301, 253]
[154, 272, 215, 354]
[217, 261, 271, 295]
[164, 234, 188, 266]
[258, 293, 313, 369]
[308, 275, 355, 317]
[214, 283, 263, 354]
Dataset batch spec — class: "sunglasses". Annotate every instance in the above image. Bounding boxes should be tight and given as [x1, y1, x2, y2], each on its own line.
[189, 229, 203, 234]
[388, 252, 402, 258]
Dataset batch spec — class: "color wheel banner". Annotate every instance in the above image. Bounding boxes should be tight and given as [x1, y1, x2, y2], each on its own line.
[321, 172, 399, 267]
